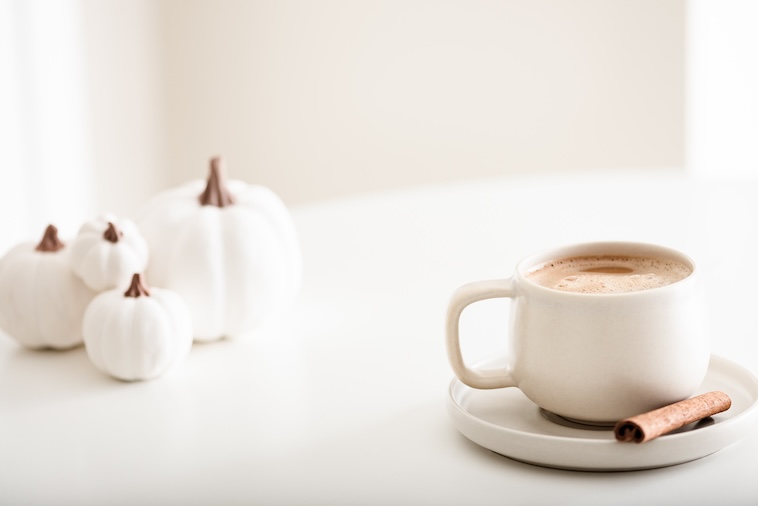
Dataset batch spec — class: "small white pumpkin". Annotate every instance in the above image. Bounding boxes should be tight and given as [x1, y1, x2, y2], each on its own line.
[0, 225, 96, 349]
[69, 214, 149, 292]
[137, 157, 301, 342]
[83, 273, 192, 381]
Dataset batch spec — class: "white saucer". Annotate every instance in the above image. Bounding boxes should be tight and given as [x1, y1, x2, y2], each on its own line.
[447, 355, 758, 471]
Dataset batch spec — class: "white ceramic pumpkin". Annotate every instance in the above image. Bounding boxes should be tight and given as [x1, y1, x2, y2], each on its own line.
[0, 225, 96, 349]
[137, 157, 301, 342]
[83, 273, 192, 381]
[69, 214, 149, 292]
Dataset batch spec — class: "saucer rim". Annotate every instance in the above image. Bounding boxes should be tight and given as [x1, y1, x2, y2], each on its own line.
[447, 354, 758, 471]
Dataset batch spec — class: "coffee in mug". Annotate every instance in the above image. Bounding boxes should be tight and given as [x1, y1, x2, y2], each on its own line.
[526, 254, 692, 294]
[446, 242, 709, 423]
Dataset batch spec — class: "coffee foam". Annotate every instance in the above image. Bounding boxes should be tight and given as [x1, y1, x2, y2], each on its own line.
[526, 255, 691, 294]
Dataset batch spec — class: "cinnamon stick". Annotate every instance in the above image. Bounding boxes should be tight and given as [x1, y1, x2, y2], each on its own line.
[614, 391, 731, 443]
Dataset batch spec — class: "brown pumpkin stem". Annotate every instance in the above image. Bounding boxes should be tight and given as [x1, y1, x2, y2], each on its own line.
[103, 222, 123, 243]
[35, 224, 65, 252]
[198, 156, 235, 207]
[124, 273, 151, 298]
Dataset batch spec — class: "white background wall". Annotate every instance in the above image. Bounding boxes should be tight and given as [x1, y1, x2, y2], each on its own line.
[154, 0, 685, 205]
[83, 0, 685, 210]
[1, 0, 685, 249]
[686, 0, 758, 179]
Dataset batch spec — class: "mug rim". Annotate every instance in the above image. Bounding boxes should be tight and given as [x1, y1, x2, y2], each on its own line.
[515, 241, 697, 297]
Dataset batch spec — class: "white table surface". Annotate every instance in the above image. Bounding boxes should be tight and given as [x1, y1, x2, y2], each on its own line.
[2, 169, 758, 505]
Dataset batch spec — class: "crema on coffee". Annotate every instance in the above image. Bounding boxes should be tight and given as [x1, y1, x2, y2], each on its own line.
[526, 255, 691, 294]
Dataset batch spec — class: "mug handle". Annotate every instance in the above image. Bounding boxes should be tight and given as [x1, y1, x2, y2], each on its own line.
[446, 278, 517, 389]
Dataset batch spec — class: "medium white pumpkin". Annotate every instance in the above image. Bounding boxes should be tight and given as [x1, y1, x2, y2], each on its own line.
[69, 214, 149, 292]
[83, 273, 192, 381]
[137, 157, 301, 342]
[0, 225, 96, 349]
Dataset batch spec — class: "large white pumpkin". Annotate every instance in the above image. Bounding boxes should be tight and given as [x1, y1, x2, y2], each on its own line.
[69, 214, 149, 292]
[83, 273, 192, 381]
[0, 225, 96, 349]
[137, 157, 301, 341]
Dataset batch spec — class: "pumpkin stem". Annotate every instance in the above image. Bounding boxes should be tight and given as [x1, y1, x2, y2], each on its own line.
[199, 156, 235, 207]
[35, 224, 65, 252]
[124, 273, 151, 298]
[103, 221, 123, 243]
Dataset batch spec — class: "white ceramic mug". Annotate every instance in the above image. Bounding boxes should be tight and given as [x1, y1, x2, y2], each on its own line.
[446, 242, 710, 423]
